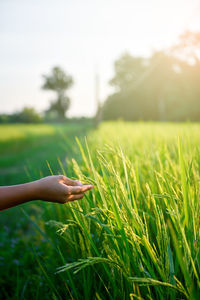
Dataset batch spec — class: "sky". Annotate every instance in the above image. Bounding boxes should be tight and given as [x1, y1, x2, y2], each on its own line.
[0, 0, 200, 117]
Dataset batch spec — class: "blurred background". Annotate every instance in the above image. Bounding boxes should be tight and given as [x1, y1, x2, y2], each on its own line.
[1, 0, 200, 123]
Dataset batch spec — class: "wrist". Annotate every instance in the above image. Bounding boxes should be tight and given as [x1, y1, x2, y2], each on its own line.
[24, 181, 40, 201]
[29, 179, 46, 201]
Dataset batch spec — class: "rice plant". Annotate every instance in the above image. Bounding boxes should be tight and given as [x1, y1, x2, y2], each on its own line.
[39, 122, 200, 299]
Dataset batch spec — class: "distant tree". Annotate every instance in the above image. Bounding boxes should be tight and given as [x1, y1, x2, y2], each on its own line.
[171, 30, 200, 63]
[109, 52, 147, 92]
[102, 52, 159, 121]
[0, 114, 9, 123]
[18, 107, 42, 123]
[41, 66, 73, 120]
[170, 31, 200, 120]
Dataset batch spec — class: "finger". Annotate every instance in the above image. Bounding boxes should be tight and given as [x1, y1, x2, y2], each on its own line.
[68, 184, 94, 195]
[62, 176, 83, 186]
[67, 193, 84, 202]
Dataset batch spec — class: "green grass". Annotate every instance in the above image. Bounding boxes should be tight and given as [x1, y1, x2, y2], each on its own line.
[1, 122, 200, 299]
[0, 123, 91, 185]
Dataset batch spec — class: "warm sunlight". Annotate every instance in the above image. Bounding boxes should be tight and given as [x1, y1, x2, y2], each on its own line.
[2, 1, 200, 299]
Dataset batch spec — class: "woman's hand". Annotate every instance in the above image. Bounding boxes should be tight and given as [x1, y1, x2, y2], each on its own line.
[33, 175, 94, 203]
[0, 175, 94, 211]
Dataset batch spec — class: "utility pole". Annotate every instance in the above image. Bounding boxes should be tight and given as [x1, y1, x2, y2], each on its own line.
[94, 71, 101, 127]
[95, 72, 99, 110]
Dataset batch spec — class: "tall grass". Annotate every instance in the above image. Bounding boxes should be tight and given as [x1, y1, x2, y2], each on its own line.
[38, 122, 200, 299]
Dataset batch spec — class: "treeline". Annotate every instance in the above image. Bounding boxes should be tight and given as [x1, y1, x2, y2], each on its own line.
[102, 31, 200, 121]
[0, 107, 92, 124]
[0, 107, 42, 123]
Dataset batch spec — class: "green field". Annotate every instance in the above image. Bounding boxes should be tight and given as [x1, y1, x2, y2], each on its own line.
[1, 122, 200, 299]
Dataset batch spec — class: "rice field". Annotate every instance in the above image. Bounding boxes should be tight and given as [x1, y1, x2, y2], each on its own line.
[1, 122, 200, 299]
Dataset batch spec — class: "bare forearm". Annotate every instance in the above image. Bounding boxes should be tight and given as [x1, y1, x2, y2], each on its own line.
[0, 182, 37, 211]
[0, 175, 93, 211]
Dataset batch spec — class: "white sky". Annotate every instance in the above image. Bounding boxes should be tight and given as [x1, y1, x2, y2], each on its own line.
[0, 0, 200, 117]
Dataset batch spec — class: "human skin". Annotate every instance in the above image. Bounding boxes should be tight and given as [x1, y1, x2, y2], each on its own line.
[0, 175, 94, 211]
